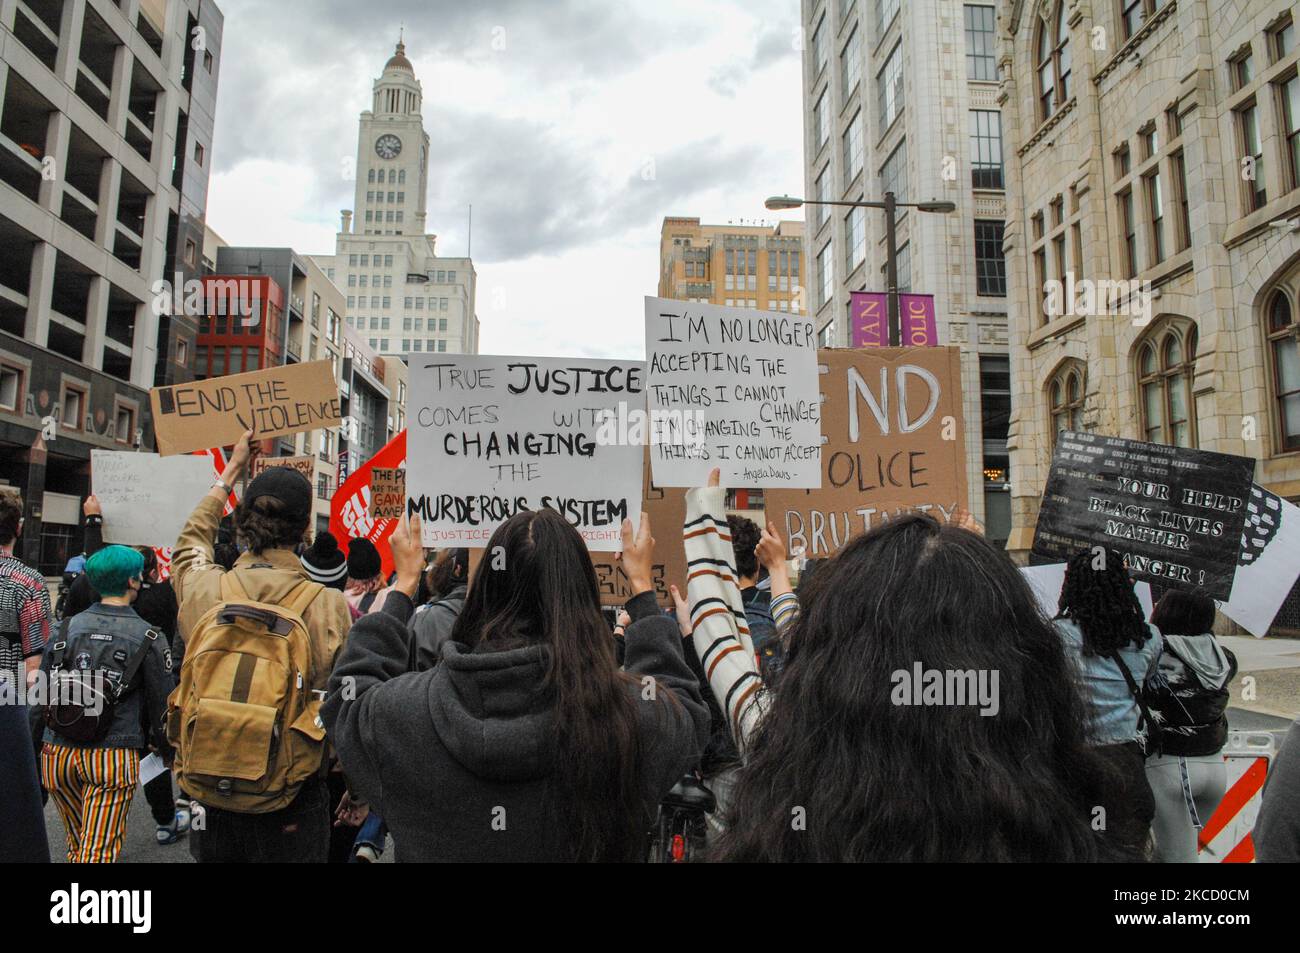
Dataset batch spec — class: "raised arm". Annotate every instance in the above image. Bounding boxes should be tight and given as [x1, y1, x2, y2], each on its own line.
[170, 430, 255, 604]
[684, 469, 765, 752]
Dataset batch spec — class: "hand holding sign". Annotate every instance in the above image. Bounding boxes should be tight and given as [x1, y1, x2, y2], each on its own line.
[387, 511, 425, 598]
[617, 512, 656, 595]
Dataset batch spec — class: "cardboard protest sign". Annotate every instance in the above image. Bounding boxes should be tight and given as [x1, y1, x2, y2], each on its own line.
[329, 429, 406, 582]
[150, 360, 342, 456]
[644, 296, 822, 488]
[1031, 432, 1255, 599]
[92, 450, 217, 547]
[407, 355, 644, 551]
[249, 454, 315, 481]
[1221, 484, 1300, 636]
[370, 468, 406, 520]
[766, 347, 968, 558]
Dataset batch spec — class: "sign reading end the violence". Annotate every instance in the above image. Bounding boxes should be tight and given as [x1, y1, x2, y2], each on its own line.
[1031, 432, 1255, 599]
[407, 355, 644, 552]
[150, 360, 342, 456]
[766, 347, 968, 558]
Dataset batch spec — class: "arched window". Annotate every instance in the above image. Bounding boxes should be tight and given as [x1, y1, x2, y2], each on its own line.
[1035, 2, 1071, 122]
[398, 169, 406, 184]
[1049, 362, 1086, 441]
[1137, 322, 1198, 447]
[367, 169, 375, 183]
[1267, 291, 1300, 452]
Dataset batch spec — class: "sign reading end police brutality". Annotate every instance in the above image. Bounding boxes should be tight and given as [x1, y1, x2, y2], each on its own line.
[150, 360, 342, 456]
[644, 296, 821, 488]
[407, 356, 644, 551]
[1031, 432, 1255, 599]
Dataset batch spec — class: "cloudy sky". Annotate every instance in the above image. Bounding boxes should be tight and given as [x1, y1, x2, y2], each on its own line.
[205, 0, 806, 360]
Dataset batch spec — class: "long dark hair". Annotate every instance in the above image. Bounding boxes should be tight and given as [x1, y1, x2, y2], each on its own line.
[710, 513, 1116, 862]
[1057, 548, 1152, 656]
[450, 509, 647, 862]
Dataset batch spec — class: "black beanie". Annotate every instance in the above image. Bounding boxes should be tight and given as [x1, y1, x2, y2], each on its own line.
[347, 537, 382, 581]
[244, 466, 312, 525]
[301, 531, 347, 588]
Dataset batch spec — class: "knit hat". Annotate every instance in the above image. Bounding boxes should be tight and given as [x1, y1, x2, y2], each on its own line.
[301, 531, 348, 588]
[346, 537, 383, 581]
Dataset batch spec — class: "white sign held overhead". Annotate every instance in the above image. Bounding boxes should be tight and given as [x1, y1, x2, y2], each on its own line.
[406, 355, 645, 551]
[91, 450, 217, 548]
[644, 296, 823, 488]
[1222, 485, 1300, 638]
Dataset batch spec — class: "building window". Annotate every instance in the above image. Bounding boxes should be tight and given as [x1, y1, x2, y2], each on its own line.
[1035, 2, 1071, 122]
[877, 0, 900, 35]
[1171, 149, 1192, 251]
[813, 164, 830, 231]
[817, 242, 833, 309]
[843, 111, 863, 184]
[1138, 322, 1197, 447]
[1267, 291, 1300, 452]
[880, 139, 908, 201]
[974, 220, 1006, 296]
[184, 239, 197, 266]
[1239, 103, 1267, 211]
[877, 42, 904, 131]
[970, 110, 1004, 189]
[841, 25, 862, 99]
[845, 205, 865, 272]
[60, 384, 85, 432]
[193, 141, 205, 165]
[1049, 363, 1086, 441]
[1270, 16, 1295, 62]
[1280, 74, 1300, 192]
[113, 403, 136, 445]
[814, 90, 829, 153]
[811, 13, 828, 78]
[0, 362, 25, 412]
[1144, 169, 1165, 264]
[964, 5, 997, 81]
[1119, 188, 1137, 278]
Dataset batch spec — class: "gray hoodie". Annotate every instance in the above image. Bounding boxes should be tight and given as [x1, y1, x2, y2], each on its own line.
[322, 591, 710, 862]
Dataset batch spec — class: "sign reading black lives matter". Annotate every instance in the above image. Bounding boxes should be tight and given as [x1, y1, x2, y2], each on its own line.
[1031, 432, 1255, 599]
[644, 296, 822, 488]
[407, 355, 645, 551]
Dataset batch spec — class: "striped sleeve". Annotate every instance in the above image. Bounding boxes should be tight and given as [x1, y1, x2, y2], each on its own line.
[771, 591, 800, 635]
[684, 486, 766, 752]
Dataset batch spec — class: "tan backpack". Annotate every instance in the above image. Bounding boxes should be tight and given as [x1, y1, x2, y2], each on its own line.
[168, 571, 327, 814]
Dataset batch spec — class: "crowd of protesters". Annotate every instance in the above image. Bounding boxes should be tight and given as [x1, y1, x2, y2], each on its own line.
[2, 435, 1300, 864]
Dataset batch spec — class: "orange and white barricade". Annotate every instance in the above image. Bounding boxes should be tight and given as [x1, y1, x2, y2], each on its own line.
[1197, 731, 1275, 863]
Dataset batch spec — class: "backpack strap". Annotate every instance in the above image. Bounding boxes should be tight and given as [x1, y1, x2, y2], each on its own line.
[284, 580, 324, 619]
[114, 628, 160, 700]
[47, 619, 71, 670]
[1107, 648, 1163, 755]
[222, 570, 252, 603]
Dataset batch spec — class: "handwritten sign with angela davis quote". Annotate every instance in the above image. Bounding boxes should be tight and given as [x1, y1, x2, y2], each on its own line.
[644, 296, 822, 488]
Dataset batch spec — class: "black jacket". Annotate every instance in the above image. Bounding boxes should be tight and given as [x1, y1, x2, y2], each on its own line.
[321, 590, 710, 862]
[1146, 633, 1237, 757]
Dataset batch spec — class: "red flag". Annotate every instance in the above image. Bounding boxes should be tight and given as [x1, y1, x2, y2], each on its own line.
[191, 447, 238, 515]
[329, 430, 406, 581]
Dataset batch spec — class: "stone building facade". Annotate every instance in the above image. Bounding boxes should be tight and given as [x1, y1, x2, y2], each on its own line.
[1001, 0, 1300, 628]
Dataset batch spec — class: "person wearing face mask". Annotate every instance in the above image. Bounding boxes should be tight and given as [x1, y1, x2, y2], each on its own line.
[36, 545, 173, 863]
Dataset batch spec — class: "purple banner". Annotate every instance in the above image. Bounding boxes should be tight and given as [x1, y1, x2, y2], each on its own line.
[850, 292, 938, 348]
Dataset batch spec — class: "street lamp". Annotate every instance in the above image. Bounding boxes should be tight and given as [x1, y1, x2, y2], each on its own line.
[765, 193, 956, 345]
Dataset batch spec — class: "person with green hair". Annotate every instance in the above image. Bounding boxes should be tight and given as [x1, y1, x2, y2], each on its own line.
[36, 543, 173, 863]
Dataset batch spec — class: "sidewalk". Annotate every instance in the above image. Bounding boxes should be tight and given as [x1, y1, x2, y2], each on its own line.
[1222, 635, 1300, 721]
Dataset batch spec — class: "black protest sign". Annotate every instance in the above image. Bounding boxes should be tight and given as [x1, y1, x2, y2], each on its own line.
[1031, 432, 1255, 598]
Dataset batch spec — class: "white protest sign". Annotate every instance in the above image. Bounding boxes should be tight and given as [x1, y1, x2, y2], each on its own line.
[92, 450, 216, 547]
[644, 296, 822, 488]
[1222, 485, 1300, 637]
[1020, 563, 1154, 622]
[407, 355, 645, 551]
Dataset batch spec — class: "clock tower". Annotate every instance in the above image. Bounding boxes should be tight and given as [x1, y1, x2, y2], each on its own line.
[353, 38, 429, 235]
[317, 37, 480, 370]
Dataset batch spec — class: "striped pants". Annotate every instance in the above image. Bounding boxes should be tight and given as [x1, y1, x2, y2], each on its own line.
[41, 744, 140, 864]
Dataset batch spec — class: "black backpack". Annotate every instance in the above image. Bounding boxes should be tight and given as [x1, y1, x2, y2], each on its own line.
[43, 621, 158, 744]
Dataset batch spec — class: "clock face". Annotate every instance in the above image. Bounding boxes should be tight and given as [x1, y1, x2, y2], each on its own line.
[375, 134, 402, 159]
